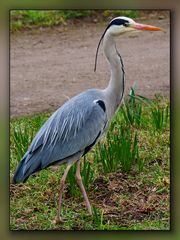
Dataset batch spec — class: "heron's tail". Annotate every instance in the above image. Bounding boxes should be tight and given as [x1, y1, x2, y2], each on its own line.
[12, 154, 29, 184]
[12, 151, 41, 184]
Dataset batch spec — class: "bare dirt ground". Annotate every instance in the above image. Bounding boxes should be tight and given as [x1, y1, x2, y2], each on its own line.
[10, 17, 170, 118]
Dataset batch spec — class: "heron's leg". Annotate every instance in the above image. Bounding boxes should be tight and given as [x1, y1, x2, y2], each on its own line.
[75, 160, 92, 215]
[56, 163, 72, 223]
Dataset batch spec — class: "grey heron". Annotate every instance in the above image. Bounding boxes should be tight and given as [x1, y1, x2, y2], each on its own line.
[12, 16, 162, 223]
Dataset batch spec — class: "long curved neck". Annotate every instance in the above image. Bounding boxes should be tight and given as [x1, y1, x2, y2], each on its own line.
[103, 32, 125, 118]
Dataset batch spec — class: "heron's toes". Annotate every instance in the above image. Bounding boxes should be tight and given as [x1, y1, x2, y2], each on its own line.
[87, 209, 92, 216]
[52, 216, 63, 224]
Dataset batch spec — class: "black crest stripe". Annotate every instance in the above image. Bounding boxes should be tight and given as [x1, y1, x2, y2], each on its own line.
[108, 18, 129, 28]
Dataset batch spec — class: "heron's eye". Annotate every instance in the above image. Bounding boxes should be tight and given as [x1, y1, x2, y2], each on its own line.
[123, 22, 129, 27]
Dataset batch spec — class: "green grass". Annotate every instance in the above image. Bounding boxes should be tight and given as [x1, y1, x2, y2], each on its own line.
[10, 94, 170, 230]
[10, 10, 140, 32]
[94, 127, 140, 173]
[121, 86, 143, 127]
[10, 10, 91, 31]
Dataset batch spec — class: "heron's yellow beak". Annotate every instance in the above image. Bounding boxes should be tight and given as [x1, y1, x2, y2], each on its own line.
[131, 22, 163, 31]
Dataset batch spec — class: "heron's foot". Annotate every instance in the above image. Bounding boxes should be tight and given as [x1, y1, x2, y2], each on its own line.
[52, 216, 63, 225]
[88, 207, 92, 216]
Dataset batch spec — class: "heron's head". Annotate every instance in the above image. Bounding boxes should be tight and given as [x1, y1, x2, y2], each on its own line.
[106, 16, 162, 36]
[94, 16, 162, 71]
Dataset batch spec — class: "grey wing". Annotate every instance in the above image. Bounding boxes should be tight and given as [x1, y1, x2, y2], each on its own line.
[22, 97, 107, 175]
